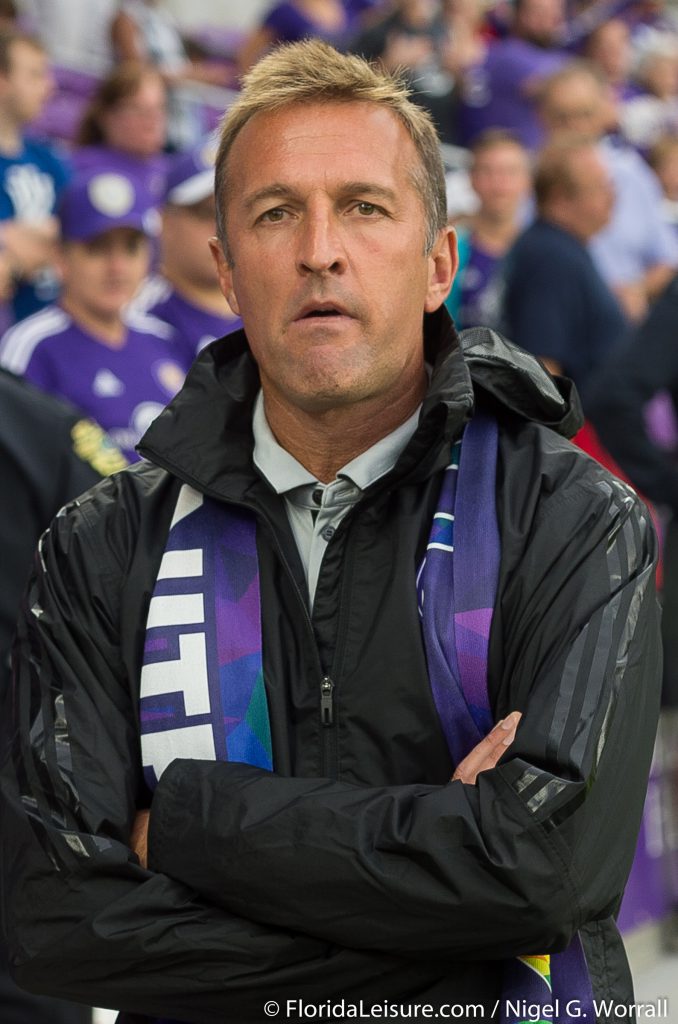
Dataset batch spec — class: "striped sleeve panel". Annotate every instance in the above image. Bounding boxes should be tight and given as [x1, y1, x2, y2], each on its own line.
[0, 306, 71, 375]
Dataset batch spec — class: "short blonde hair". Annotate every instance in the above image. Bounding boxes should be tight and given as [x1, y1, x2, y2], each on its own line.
[215, 39, 447, 262]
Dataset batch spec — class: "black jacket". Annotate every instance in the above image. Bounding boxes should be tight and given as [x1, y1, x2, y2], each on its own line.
[0, 311, 661, 1024]
[0, 368, 125, 688]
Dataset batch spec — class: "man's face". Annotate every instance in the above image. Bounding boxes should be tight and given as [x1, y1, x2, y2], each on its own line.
[61, 228, 151, 322]
[2, 41, 53, 125]
[586, 20, 631, 83]
[541, 75, 608, 140]
[102, 75, 167, 158]
[643, 55, 678, 100]
[162, 196, 219, 289]
[470, 143, 531, 219]
[515, 0, 564, 46]
[212, 101, 455, 414]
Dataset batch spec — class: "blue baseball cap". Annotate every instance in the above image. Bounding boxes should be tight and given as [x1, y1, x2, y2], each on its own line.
[59, 171, 161, 242]
[164, 138, 217, 206]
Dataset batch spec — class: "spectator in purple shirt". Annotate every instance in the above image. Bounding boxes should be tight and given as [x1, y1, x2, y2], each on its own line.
[239, 1, 370, 73]
[73, 62, 168, 206]
[446, 129, 531, 329]
[132, 140, 242, 371]
[458, 0, 568, 148]
[0, 169, 185, 461]
[584, 18, 635, 105]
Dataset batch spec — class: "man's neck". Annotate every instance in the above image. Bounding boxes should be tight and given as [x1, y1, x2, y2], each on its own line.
[164, 267, 238, 317]
[60, 298, 127, 348]
[261, 371, 427, 483]
[541, 210, 589, 245]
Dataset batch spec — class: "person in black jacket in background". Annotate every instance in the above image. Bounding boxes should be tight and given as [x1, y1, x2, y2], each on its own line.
[0, 40, 662, 1024]
[0, 370, 126, 689]
[0, 368, 125, 1024]
[588, 273, 678, 706]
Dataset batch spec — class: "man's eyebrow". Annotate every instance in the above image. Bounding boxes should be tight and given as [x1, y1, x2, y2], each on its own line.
[338, 182, 399, 205]
[242, 184, 299, 213]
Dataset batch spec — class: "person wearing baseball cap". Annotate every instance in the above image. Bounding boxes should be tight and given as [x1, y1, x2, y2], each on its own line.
[131, 138, 242, 370]
[0, 169, 185, 462]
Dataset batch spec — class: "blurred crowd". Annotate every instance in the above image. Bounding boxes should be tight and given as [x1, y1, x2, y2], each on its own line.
[2, 0, 678, 1020]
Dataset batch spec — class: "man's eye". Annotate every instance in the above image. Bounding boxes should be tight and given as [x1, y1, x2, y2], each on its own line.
[260, 208, 286, 223]
[356, 202, 379, 216]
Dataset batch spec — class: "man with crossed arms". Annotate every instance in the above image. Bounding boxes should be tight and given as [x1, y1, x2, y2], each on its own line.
[1, 39, 660, 1024]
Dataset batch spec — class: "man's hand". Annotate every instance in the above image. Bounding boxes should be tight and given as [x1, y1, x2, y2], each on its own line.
[452, 711, 522, 785]
[131, 809, 150, 868]
[1, 219, 60, 278]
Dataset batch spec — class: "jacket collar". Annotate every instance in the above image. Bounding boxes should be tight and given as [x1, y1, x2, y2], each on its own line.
[137, 307, 581, 503]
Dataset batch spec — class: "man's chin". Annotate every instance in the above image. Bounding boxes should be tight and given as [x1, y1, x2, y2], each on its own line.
[282, 374, 380, 415]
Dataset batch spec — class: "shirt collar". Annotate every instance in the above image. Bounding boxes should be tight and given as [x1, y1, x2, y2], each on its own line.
[252, 390, 422, 497]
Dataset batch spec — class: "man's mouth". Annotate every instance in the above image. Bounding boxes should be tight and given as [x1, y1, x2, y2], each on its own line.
[294, 302, 352, 322]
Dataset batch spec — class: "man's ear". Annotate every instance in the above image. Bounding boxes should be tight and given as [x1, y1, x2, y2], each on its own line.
[424, 227, 458, 313]
[208, 236, 240, 315]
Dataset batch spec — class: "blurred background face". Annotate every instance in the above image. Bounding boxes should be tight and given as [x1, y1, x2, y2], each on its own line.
[654, 145, 678, 200]
[161, 196, 219, 288]
[398, 0, 440, 27]
[514, 0, 564, 46]
[3, 40, 53, 124]
[470, 142, 531, 217]
[641, 55, 678, 100]
[586, 20, 631, 85]
[540, 73, 609, 140]
[100, 73, 167, 157]
[61, 228, 151, 321]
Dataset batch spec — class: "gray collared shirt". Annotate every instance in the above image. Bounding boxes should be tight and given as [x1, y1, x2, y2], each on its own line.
[252, 391, 421, 608]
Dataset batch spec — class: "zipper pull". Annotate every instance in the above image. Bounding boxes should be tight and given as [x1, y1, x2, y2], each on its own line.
[320, 676, 334, 726]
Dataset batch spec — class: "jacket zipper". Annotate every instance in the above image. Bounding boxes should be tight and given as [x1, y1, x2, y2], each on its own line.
[320, 676, 335, 726]
[317, 513, 359, 777]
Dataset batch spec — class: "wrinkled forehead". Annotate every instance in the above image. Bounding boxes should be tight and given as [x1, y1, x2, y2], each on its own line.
[224, 101, 423, 196]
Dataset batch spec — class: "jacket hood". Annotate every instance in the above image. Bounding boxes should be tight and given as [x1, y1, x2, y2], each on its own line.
[138, 307, 582, 497]
[458, 323, 583, 438]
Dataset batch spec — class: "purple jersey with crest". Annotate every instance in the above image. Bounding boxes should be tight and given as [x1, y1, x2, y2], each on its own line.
[133, 274, 242, 370]
[0, 304, 185, 462]
[458, 244, 502, 330]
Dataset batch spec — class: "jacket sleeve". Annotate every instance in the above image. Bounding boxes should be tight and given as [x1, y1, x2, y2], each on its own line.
[147, 439, 661, 960]
[0, 478, 449, 1023]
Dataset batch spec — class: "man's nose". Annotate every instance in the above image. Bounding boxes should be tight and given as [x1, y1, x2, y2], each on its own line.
[107, 249, 132, 274]
[296, 208, 346, 275]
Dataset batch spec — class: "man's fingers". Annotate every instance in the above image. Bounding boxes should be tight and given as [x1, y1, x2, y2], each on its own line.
[130, 809, 150, 869]
[451, 711, 522, 785]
